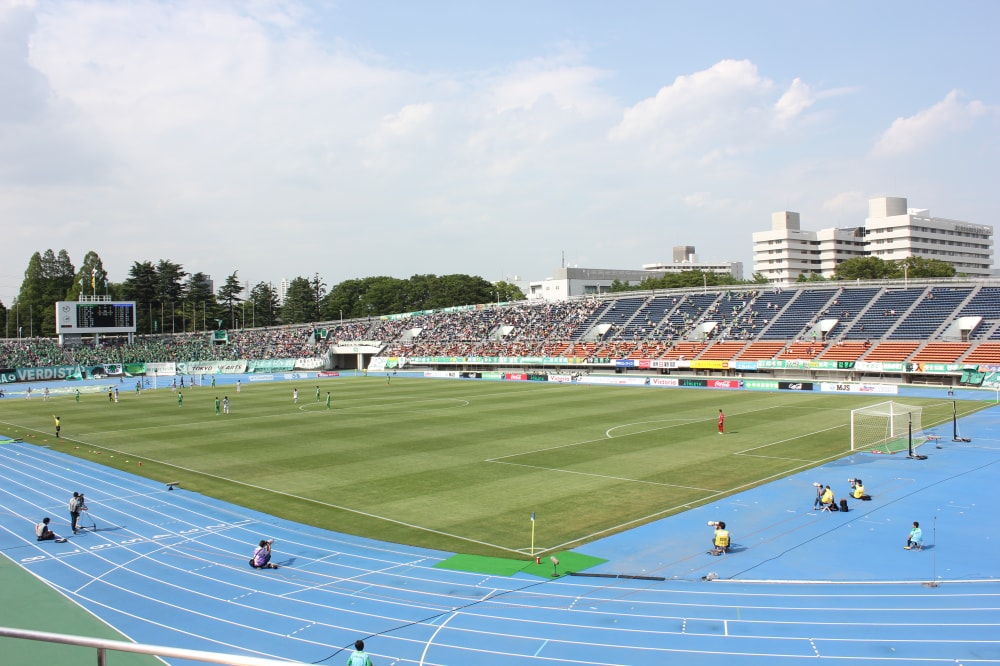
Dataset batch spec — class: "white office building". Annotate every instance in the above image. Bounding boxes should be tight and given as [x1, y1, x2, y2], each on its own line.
[864, 197, 993, 275]
[752, 197, 993, 284]
[527, 247, 743, 302]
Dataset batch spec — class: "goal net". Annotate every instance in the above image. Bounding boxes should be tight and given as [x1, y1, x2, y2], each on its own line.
[850, 401, 927, 454]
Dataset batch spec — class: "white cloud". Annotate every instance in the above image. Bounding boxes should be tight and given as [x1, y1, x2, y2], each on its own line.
[489, 57, 612, 117]
[872, 90, 988, 157]
[683, 192, 712, 208]
[607, 59, 828, 171]
[380, 103, 434, 137]
[609, 59, 772, 141]
[774, 77, 815, 125]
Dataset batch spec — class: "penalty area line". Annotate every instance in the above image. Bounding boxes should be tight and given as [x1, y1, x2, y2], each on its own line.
[733, 423, 847, 456]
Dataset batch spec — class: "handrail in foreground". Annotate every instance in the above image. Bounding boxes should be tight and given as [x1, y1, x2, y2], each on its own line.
[0, 626, 304, 665]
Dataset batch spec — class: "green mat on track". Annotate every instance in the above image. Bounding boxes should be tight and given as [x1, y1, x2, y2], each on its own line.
[434, 551, 607, 578]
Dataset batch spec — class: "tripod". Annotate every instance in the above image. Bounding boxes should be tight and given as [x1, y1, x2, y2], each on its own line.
[75, 510, 97, 533]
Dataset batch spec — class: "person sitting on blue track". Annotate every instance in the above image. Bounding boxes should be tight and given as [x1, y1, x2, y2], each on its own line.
[819, 485, 836, 511]
[36, 517, 67, 543]
[905, 522, 923, 550]
[250, 539, 279, 569]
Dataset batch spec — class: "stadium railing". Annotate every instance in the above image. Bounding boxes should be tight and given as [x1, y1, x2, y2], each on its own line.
[0, 626, 304, 665]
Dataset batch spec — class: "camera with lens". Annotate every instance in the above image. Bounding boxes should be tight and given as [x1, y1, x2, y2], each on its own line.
[812, 482, 822, 488]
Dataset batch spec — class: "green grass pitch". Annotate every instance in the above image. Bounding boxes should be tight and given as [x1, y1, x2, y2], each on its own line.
[0, 378, 979, 558]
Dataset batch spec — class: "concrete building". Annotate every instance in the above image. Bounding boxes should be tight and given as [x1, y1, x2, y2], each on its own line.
[527, 247, 743, 302]
[278, 277, 290, 305]
[864, 197, 993, 275]
[752, 197, 993, 284]
[643, 246, 744, 279]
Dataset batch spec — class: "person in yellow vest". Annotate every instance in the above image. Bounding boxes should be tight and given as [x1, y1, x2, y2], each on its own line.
[819, 485, 835, 510]
[850, 478, 865, 499]
[711, 521, 730, 555]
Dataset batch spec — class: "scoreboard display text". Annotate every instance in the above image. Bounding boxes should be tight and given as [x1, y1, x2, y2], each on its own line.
[56, 301, 137, 334]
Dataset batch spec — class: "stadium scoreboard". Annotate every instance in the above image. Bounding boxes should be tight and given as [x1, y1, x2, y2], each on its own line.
[56, 301, 137, 334]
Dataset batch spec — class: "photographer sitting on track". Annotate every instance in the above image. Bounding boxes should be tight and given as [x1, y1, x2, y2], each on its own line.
[818, 485, 836, 511]
[849, 478, 871, 501]
[812, 482, 825, 509]
[36, 517, 67, 543]
[709, 521, 730, 555]
[250, 539, 279, 569]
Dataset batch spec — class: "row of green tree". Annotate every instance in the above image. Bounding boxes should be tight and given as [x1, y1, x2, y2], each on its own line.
[800, 256, 956, 281]
[608, 269, 766, 293]
[0, 249, 525, 337]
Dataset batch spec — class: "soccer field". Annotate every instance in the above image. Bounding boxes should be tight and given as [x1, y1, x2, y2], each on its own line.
[0, 378, 979, 558]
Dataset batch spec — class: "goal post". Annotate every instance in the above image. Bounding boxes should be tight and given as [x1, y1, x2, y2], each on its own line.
[850, 401, 927, 454]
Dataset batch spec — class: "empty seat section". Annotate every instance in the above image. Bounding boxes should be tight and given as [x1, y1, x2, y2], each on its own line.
[761, 289, 837, 340]
[738, 341, 786, 360]
[821, 287, 881, 339]
[700, 341, 749, 360]
[661, 341, 706, 359]
[957, 287, 1000, 340]
[862, 341, 920, 361]
[962, 342, 1000, 364]
[819, 341, 869, 361]
[911, 342, 970, 363]
[889, 287, 971, 340]
[845, 288, 925, 340]
[777, 341, 823, 359]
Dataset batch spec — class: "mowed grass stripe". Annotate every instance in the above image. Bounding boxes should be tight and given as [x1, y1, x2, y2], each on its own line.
[0, 378, 988, 557]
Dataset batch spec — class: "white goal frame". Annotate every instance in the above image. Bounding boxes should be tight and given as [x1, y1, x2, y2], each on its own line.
[850, 401, 926, 453]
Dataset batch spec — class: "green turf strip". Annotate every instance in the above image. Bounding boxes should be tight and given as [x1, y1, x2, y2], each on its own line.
[0, 554, 160, 665]
[435, 550, 607, 577]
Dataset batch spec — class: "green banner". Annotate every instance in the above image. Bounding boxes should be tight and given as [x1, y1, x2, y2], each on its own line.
[124, 363, 146, 375]
[757, 359, 843, 370]
[246, 359, 295, 372]
[3, 365, 85, 383]
[918, 363, 978, 374]
[744, 380, 779, 390]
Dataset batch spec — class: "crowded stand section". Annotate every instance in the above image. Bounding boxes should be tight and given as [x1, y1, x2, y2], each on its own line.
[3, 283, 1000, 378]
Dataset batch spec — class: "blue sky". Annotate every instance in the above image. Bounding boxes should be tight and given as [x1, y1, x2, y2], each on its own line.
[1, 0, 997, 307]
